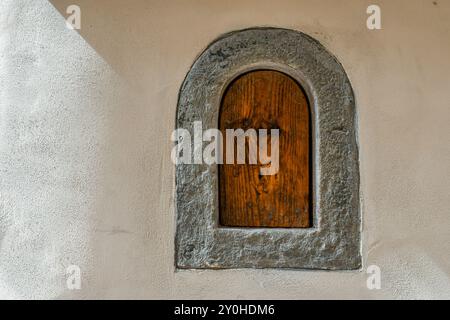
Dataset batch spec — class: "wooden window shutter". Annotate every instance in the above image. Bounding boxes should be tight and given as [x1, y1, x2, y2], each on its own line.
[219, 70, 311, 228]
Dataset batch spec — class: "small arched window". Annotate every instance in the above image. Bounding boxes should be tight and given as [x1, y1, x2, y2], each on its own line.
[219, 70, 311, 228]
[175, 28, 361, 270]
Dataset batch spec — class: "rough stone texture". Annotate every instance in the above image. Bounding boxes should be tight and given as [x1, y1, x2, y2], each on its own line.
[175, 28, 361, 269]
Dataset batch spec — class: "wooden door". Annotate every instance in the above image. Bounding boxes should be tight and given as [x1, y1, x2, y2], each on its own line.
[219, 70, 311, 227]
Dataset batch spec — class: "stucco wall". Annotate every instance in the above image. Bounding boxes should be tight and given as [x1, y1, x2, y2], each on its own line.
[0, 0, 449, 299]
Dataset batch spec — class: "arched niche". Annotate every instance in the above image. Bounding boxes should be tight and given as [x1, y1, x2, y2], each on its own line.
[175, 28, 360, 270]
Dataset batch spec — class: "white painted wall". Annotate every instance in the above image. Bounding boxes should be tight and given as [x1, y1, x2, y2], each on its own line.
[0, 0, 449, 299]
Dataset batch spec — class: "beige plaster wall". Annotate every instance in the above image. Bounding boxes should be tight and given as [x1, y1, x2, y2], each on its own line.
[0, 0, 449, 299]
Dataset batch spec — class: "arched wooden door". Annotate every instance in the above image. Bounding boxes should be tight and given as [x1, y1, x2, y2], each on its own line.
[219, 70, 311, 228]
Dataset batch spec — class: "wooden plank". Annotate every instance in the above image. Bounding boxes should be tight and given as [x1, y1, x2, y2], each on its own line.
[219, 70, 311, 227]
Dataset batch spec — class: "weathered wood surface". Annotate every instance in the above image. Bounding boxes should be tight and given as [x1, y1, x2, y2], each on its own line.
[219, 70, 311, 227]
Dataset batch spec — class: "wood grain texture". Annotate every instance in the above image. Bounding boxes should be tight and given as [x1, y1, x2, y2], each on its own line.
[219, 70, 311, 228]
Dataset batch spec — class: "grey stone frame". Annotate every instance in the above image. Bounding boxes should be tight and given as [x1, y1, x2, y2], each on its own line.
[175, 27, 361, 270]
